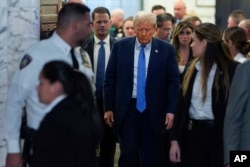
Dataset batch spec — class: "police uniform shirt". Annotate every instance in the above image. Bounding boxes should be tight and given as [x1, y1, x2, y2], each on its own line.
[4, 32, 94, 153]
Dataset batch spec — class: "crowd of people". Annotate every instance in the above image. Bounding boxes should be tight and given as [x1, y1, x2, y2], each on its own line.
[3, 0, 250, 167]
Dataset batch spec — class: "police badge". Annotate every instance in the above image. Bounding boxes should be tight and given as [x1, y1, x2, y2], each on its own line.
[20, 54, 33, 70]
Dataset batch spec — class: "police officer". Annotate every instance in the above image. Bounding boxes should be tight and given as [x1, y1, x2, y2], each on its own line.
[4, 3, 93, 167]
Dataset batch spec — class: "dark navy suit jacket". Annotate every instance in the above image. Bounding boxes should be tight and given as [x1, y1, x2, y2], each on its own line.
[104, 37, 180, 134]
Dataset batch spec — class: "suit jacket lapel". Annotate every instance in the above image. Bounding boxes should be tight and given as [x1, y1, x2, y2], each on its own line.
[146, 38, 158, 88]
[127, 37, 136, 85]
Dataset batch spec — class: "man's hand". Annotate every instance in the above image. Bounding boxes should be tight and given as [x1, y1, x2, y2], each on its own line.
[165, 113, 174, 130]
[6, 153, 22, 167]
[169, 140, 181, 163]
[104, 111, 114, 127]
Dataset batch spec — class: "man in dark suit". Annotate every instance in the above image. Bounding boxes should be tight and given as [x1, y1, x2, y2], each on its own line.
[82, 7, 116, 167]
[224, 60, 250, 167]
[104, 11, 180, 167]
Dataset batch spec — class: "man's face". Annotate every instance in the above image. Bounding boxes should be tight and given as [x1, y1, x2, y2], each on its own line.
[134, 21, 155, 45]
[155, 20, 173, 40]
[93, 13, 112, 38]
[227, 16, 237, 28]
[174, 3, 186, 20]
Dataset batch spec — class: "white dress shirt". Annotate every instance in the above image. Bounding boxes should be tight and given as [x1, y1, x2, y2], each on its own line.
[93, 35, 111, 84]
[189, 61, 217, 120]
[132, 39, 152, 98]
[234, 52, 247, 63]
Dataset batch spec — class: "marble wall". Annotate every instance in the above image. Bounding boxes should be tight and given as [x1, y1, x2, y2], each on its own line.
[0, 0, 40, 166]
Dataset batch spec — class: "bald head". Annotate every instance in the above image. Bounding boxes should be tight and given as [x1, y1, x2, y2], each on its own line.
[173, 0, 186, 20]
[238, 19, 250, 40]
[111, 8, 124, 28]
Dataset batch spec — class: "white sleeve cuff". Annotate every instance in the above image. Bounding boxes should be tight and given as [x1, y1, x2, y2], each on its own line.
[7, 139, 21, 153]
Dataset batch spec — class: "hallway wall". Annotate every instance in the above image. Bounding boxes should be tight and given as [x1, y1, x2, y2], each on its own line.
[144, 0, 215, 23]
[0, 0, 40, 166]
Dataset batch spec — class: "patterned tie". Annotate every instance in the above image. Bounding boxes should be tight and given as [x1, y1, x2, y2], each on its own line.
[96, 41, 105, 98]
[136, 45, 146, 112]
[70, 48, 79, 70]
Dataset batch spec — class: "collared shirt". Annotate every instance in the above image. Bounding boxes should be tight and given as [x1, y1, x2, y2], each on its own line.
[132, 38, 152, 98]
[234, 52, 247, 63]
[4, 32, 93, 153]
[44, 95, 66, 114]
[189, 61, 217, 120]
[93, 35, 111, 84]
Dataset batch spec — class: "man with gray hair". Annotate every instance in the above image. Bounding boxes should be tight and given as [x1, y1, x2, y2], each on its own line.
[104, 11, 179, 167]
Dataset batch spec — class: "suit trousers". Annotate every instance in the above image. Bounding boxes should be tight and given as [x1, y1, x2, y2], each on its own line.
[96, 98, 116, 167]
[117, 99, 165, 167]
[184, 120, 223, 167]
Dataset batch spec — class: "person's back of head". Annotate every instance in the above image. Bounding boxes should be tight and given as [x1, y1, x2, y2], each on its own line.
[57, 3, 90, 30]
[151, 4, 166, 16]
[227, 9, 246, 28]
[224, 26, 250, 55]
[56, 3, 92, 47]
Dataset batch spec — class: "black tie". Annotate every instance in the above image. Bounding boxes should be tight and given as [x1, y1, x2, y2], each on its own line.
[70, 48, 79, 70]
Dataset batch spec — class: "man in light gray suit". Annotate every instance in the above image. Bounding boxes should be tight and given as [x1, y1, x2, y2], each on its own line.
[224, 60, 250, 167]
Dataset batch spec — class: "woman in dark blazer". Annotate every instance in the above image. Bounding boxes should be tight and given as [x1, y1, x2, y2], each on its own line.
[30, 61, 103, 167]
[169, 23, 239, 167]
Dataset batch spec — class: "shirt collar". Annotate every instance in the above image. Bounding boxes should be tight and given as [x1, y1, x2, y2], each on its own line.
[195, 60, 217, 71]
[94, 35, 110, 45]
[44, 94, 67, 113]
[135, 38, 152, 50]
[51, 31, 71, 55]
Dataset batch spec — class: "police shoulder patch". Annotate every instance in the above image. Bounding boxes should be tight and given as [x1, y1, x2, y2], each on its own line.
[20, 54, 33, 70]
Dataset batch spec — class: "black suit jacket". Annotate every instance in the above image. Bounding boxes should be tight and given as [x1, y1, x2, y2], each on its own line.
[30, 97, 102, 167]
[171, 61, 238, 142]
[82, 35, 116, 71]
[104, 37, 180, 134]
